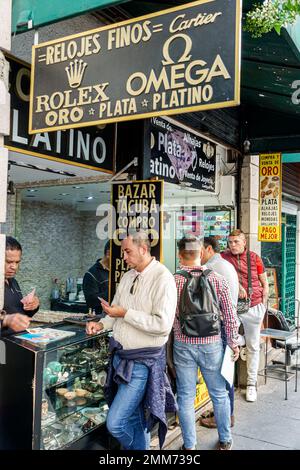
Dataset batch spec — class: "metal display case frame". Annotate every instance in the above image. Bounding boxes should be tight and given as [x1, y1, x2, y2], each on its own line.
[0, 323, 111, 450]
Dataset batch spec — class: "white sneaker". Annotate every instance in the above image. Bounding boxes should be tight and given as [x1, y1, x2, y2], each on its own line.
[246, 386, 257, 402]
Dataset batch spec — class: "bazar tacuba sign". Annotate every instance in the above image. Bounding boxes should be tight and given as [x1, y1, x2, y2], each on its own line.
[6, 55, 114, 173]
[29, 0, 241, 134]
[150, 116, 216, 192]
[109, 180, 163, 299]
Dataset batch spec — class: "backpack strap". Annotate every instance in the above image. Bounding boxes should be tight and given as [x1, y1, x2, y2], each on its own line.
[175, 268, 209, 278]
[201, 268, 213, 277]
[174, 270, 192, 279]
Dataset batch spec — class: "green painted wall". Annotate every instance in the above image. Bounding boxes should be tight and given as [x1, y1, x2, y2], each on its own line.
[12, 0, 128, 33]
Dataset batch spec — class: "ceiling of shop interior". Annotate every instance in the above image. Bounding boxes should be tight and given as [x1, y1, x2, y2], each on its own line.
[19, 181, 195, 211]
[9, 151, 110, 183]
[20, 182, 111, 211]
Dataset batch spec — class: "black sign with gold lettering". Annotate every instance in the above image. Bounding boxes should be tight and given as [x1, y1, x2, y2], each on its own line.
[109, 180, 163, 300]
[5, 55, 114, 173]
[29, 0, 241, 134]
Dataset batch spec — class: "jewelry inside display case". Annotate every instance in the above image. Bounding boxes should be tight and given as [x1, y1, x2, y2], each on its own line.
[0, 324, 112, 450]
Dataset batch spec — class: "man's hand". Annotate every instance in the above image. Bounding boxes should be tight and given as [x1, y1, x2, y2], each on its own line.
[102, 303, 126, 318]
[2, 313, 31, 332]
[86, 321, 104, 335]
[231, 346, 240, 362]
[23, 295, 40, 311]
[238, 284, 248, 299]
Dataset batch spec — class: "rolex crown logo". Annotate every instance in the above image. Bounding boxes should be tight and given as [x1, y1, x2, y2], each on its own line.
[65, 59, 87, 88]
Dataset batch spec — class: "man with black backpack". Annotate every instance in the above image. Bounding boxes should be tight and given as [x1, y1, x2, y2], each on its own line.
[173, 236, 239, 451]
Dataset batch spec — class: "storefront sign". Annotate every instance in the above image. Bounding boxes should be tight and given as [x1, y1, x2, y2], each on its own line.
[150, 116, 216, 191]
[5, 55, 114, 173]
[29, 0, 241, 133]
[109, 180, 163, 300]
[258, 153, 282, 242]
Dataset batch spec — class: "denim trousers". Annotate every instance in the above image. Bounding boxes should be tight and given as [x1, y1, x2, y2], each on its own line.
[106, 355, 151, 450]
[173, 339, 231, 448]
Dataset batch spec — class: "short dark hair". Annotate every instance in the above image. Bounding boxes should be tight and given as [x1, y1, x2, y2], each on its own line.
[6, 236, 22, 252]
[204, 236, 220, 253]
[229, 228, 246, 238]
[128, 230, 151, 253]
[104, 240, 110, 255]
[177, 236, 202, 259]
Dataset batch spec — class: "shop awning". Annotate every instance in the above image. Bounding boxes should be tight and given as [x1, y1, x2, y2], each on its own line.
[12, 0, 128, 33]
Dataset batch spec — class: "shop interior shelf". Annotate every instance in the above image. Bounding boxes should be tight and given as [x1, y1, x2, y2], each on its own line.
[41, 401, 108, 450]
[43, 360, 109, 393]
[60, 419, 106, 450]
[42, 396, 108, 431]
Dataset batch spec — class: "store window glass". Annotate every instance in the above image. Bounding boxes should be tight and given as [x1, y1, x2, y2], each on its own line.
[9, 182, 110, 316]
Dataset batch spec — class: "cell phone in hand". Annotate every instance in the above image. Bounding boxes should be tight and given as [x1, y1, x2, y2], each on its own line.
[98, 297, 110, 307]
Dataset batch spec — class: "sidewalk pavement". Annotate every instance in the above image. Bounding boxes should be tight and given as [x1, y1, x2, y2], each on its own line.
[162, 377, 300, 450]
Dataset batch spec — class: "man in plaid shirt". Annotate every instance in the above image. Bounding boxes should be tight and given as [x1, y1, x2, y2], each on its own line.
[173, 236, 239, 451]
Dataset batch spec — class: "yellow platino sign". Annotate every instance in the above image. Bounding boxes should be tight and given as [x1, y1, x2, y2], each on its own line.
[258, 153, 282, 242]
[29, 0, 241, 133]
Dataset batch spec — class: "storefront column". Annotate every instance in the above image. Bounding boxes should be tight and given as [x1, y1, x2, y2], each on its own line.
[239, 154, 268, 386]
[296, 211, 300, 310]
[240, 154, 261, 255]
[0, 0, 12, 309]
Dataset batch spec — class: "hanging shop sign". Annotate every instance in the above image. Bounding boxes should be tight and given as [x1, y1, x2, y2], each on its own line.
[29, 0, 241, 134]
[150, 116, 216, 191]
[258, 153, 282, 242]
[109, 180, 163, 300]
[5, 55, 114, 173]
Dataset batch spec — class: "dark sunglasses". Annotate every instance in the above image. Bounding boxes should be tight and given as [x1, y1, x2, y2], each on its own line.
[130, 275, 140, 295]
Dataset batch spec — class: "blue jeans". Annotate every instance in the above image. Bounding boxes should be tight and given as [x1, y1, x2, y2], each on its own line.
[173, 339, 231, 448]
[106, 355, 151, 450]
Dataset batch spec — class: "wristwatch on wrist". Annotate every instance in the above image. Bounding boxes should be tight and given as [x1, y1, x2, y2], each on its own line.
[0, 310, 7, 328]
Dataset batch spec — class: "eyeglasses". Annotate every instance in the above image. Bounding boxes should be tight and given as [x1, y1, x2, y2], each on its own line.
[130, 275, 140, 295]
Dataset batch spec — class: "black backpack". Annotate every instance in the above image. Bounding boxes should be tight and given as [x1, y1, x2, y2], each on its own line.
[176, 269, 221, 338]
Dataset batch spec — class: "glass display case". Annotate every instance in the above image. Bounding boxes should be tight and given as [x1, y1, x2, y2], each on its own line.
[204, 210, 233, 251]
[0, 323, 111, 450]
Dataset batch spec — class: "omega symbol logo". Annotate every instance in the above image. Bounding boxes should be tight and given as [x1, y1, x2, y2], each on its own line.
[162, 33, 192, 66]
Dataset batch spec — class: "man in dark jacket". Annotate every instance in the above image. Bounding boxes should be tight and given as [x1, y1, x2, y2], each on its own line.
[1, 236, 40, 335]
[82, 241, 110, 317]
